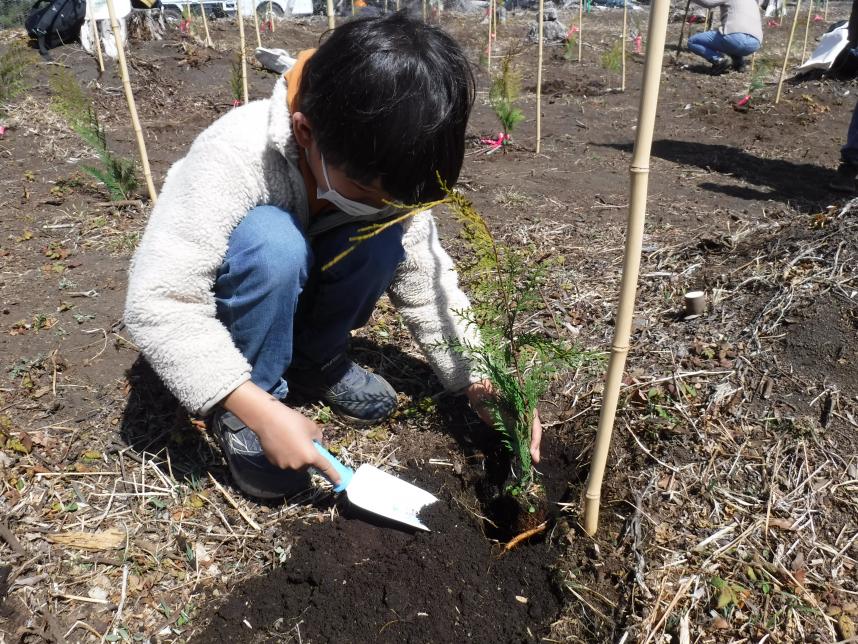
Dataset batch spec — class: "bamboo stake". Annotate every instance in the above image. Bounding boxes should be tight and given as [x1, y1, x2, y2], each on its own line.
[237, 0, 249, 104]
[104, 0, 157, 203]
[199, 0, 213, 47]
[578, 0, 583, 62]
[621, 0, 628, 91]
[824, 0, 828, 20]
[704, 8, 712, 30]
[252, 0, 262, 48]
[675, 0, 691, 59]
[775, 0, 802, 104]
[801, 0, 813, 62]
[326, 0, 334, 29]
[86, 0, 105, 73]
[536, 0, 544, 153]
[487, 0, 493, 73]
[582, 0, 670, 537]
[351, 0, 355, 16]
[422, 0, 427, 20]
[268, 0, 274, 32]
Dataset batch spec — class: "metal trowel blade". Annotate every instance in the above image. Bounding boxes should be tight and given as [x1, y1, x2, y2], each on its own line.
[344, 464, 438, 531]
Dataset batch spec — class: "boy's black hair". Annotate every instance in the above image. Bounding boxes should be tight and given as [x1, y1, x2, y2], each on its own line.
[298, 12, 475, 203]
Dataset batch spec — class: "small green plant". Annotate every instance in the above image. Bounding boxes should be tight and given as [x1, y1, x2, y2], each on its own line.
[488, 52, 524, 141]
[601, 38, 623, 75]
[0, 40, 34, 113]
[229, 54, 243, 105]
[50, 71, 138, 201]
[563, 35, 578, 61]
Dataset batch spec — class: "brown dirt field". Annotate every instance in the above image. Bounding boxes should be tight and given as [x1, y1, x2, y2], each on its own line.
[1, 4, 857, 643]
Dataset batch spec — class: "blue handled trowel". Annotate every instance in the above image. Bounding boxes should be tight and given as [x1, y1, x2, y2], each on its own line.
[313, 442, 438, 531]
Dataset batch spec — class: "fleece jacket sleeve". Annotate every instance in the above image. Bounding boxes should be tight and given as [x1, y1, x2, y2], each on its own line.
[124, 105, 272, 415]
[387, 211, 483, 393]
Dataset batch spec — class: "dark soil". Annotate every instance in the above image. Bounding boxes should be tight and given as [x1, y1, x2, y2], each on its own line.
[196, 461, 564, 643]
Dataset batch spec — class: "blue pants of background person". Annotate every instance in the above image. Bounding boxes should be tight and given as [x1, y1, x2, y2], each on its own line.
[214, 205, 405, 400]
[687, 31, 761, 63]
[842, 99, 858, 166]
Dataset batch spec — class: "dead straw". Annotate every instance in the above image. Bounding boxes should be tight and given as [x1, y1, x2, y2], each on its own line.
[582, 0, 671, 535]
[775, 0, 802, 104]
[104, 0, 158, 203]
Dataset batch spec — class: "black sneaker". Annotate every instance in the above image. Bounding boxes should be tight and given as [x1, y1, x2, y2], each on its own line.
[211, 409, 310, 500]
[711, 56, 731, 75]
[731, 56, 746, 72]
[287, 358, 397, 425]
[830, 163, 858, 193]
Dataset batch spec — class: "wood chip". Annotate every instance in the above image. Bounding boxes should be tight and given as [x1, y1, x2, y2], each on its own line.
[47, 527, 125, 550]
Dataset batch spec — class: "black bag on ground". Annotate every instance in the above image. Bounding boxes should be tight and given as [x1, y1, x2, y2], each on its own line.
[25, 0, 87, 57]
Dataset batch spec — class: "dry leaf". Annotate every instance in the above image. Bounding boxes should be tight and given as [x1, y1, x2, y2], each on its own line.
[838, 615, 856, 640]
[712, 615, 730, 630]
[47, 527, 125, 550]
[768, 517, 796, 531]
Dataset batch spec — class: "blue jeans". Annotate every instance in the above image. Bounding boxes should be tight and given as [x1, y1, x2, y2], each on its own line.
[842, 99, 858, 166]
[214, 205, 405, 399]
[687, 31, 761, 63]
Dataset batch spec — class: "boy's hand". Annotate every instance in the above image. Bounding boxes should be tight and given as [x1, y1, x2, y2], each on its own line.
[463, 379, 543, 464]
[223, 381, 343, 485]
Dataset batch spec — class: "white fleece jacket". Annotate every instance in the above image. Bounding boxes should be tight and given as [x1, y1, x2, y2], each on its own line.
[124, 78, 481, 415]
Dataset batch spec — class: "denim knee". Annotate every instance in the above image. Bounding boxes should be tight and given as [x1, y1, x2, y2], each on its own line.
[225, 206, 312, 295]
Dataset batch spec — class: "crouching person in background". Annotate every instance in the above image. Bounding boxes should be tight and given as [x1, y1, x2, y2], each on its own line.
[687, 0, 763, 74]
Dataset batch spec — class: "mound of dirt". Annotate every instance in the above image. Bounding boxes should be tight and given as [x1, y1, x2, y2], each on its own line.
[195, 466, 564, 643]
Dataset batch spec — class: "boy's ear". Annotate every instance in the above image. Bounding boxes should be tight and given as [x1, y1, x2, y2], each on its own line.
[291, 112, 313, 150]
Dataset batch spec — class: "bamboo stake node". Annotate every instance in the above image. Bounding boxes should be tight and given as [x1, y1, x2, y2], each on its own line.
[582, 0, 670, 537]
[536, 0, 544, 153]
[104, 0, 157, 204]
[327, 0, 335, 29]
[775, 0, 802, 104]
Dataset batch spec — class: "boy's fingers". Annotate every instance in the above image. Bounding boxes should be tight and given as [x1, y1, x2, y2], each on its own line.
[310, 451, 342, 487]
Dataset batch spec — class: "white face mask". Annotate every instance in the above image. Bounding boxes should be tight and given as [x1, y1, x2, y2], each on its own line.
[316, 152, 393, 218]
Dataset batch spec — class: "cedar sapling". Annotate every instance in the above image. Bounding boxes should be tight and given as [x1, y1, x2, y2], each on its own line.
[229, 54, 243, 106]
[51, 71, 138, 201]
[442, 184, 600, 533]
[488, 52, 524, 146]
[321, 183, 601, 535]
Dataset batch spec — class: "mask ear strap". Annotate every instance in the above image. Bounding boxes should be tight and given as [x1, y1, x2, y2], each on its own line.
[319, 152, 334, 192]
